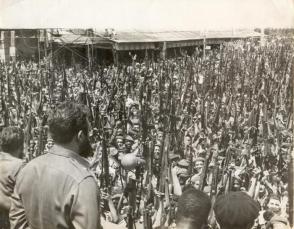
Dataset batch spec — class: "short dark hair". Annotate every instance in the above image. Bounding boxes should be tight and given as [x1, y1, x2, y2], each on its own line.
[214, 192, 260, 229]
[176, 187, 211, 228]
[48, 102, 89, 144]
[0, 126, 24, 153]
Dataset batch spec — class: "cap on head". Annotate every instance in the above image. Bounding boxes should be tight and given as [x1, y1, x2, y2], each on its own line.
[191, 174, 201, 183]
[177, 159, 190, 168]
[169, 154, 180, 161]
[195, 157, 205, 163]
[131, 118, 140, 125]
[116, 135, 124, 140]
[154, 141, 161, 147]
[125, 135, 134, 142]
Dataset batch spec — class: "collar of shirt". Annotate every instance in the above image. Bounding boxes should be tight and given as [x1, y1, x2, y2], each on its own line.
[0, 151, 20, 161]
[49, 145, 90, 168]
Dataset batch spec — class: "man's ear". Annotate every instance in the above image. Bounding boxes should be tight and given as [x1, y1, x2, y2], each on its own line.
[77, 130, 85, 142]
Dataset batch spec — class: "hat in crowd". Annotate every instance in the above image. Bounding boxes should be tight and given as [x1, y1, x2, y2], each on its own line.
[131, 118, 140, 125]
[125, 135, 134, 142]
[177, 168, 190, 178]
[154, 141, 161, 147]
[281, 142, 291, 148]
[194, 157, 205, 163]
[214, 192, 260, 229]
[109, 147, 118, 156]
[190, 174, 200, 183]
[130, 101, 140, 108]
[177, 159, 190, 168]
[169, 154, 180, 161]
[115, 135, 124, 140]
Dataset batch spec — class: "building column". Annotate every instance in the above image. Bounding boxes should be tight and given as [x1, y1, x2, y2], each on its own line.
[4, 31, 10, 62]
[10, 31, 16, 61]
[161, 41, 166, 60]
[0, 31, 5, 62]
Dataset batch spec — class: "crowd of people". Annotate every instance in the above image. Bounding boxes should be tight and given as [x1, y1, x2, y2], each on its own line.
[0, 35, 293, 229]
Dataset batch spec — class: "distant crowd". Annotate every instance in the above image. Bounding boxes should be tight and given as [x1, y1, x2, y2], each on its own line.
[0, 35, 293, 229]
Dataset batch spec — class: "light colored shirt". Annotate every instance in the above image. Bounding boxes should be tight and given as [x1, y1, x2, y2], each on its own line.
[10, 145, 99, 229]
[0, 152, 23, 212]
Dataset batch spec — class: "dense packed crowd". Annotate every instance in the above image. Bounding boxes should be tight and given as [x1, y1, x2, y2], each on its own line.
[0, 35, 293, 229]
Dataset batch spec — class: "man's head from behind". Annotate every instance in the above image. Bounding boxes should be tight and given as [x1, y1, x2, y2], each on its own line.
[48, 102, 92, 158]
[176, 187, 211, 229]
[214, 192, 260, 229]
[0, 126, 24, 158]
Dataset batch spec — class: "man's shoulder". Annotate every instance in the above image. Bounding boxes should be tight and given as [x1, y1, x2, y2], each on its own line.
[69, 157, 96, 183]
[22, 153, 95, 184]
[0, 152, 22, 163]
[0, 152, 23, 172]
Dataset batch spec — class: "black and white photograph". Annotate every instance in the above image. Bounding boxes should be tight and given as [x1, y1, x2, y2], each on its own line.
[0, 0, 293, 228]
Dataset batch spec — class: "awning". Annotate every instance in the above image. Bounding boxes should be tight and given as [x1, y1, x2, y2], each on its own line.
[52, 33, 112, 47]
[114, 42, 156, 51]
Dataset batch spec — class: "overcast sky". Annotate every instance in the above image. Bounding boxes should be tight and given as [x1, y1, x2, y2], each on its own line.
[0, 0, 293, 30]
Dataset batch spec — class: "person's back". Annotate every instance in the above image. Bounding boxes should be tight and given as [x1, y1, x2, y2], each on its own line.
[11, 145, 97, 229]
[10, 102, 100, 229]
[0, 153, 22, 211]
[0, 127, 24, 229]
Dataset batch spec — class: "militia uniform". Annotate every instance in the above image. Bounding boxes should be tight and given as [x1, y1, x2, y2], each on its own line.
[10, 144, 100, 229]
[0, 152, 23, 229]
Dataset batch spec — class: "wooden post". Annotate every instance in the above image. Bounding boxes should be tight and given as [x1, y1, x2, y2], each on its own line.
[0, 31, 5, 62]
[3, 31, 10, 62]
[44, 29, 48, 68]
[203, 35, 206, 60]
[10, 31, 16, 61]
[162, 41, 166, 60]
[37, 30, 41, 65]
[113, 48, 118, 66]
[87, 43, 91, 70]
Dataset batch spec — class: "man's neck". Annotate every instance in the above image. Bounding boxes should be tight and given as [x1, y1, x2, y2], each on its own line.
[176, 218, 202, 229]
[54, 143, 78, 155]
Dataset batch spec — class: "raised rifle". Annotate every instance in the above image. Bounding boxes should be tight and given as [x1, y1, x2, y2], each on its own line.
[60, 66, 67, 102]
[24, 94, 34, 161]
[199, 148, 213, 192]
[0, 77, 9, 127]
[289, 153, 293, 228]
[208, 148, 220, 227]
[220, 146, 232, 190]
[36, 90, 46, 157]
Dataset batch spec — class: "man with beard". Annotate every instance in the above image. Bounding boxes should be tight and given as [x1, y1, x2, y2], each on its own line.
[10, 102, 100, 229]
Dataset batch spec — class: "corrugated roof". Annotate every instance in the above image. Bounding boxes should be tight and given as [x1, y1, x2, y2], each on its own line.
[51, 29, 261, 51]
[105, 29, 261, 43]
[52, 33, 111, 45]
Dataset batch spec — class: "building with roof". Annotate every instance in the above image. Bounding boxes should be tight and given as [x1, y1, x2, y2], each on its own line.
[50, 28, 261, 65]
[0, 28, 261, 65]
